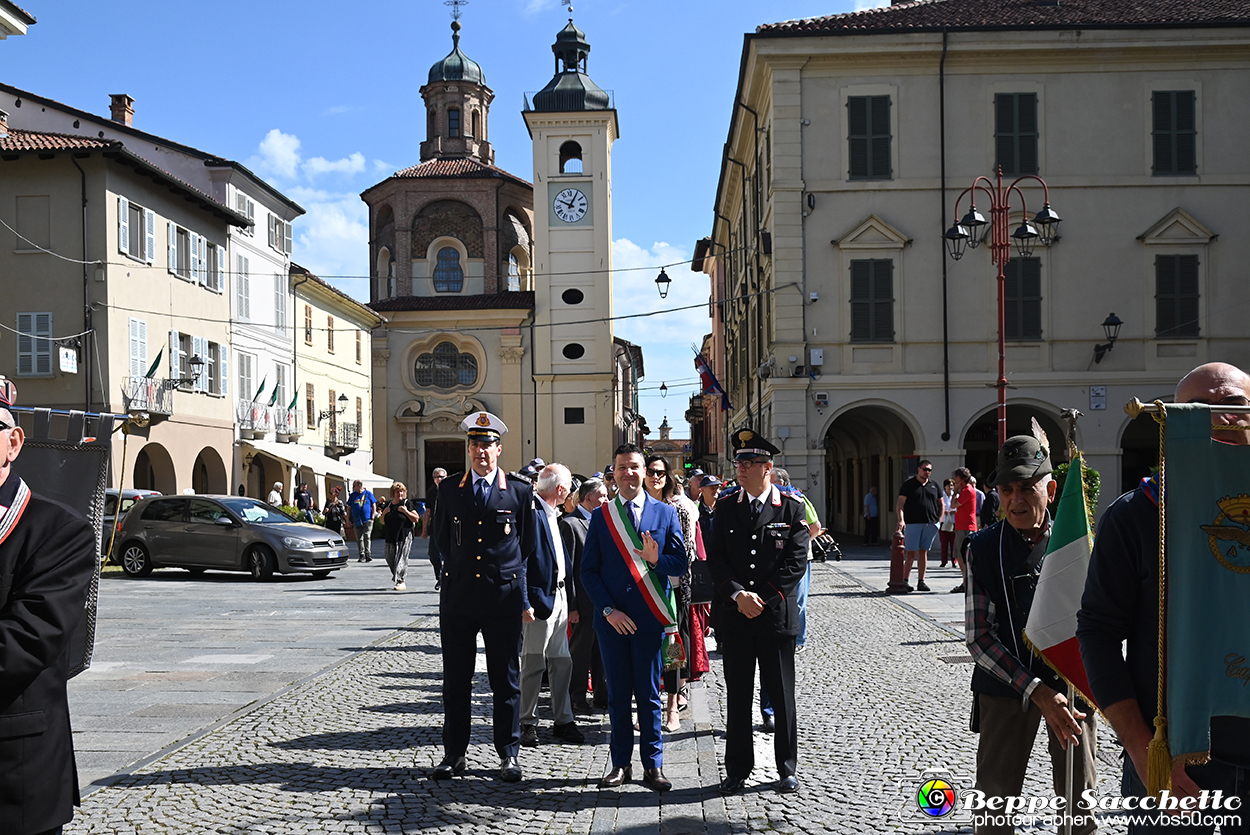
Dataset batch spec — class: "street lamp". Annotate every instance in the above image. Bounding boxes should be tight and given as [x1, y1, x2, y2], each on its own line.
[655, 268, 671, 299]
[173, 354, 206, 386]
[318, 392, 349, 425]
[659, 382, 668, 398]
[1094, 312, 1123, 364]
[945, 166, 1060, 446]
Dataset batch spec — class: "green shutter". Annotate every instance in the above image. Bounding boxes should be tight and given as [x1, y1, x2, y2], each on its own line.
[1004, 258, 1042, 340]
[1175, 255, 1199, 337]
[995, 93, 1038, 176]
[850, 260, 871, 340]
[870, 97, 892, 178]
[848, 96, 891, 180]
[871, 260, 894, 341]
[1155, 255, 1177, 335]
[1153, 91, 1196, 175]
[995, 95, 1016, 175]
[848, 97, 868, 178]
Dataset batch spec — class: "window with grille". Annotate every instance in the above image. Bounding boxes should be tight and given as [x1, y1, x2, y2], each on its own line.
[1153, 91, 1196, 175]
[1004, 258, 1043, 341]
[849, 260, 894, 342]
[847, 96, 892, 180]
[414, 342, 478, 389]
[433, 247, 464, 292]
[995, 93, 1038, 176]
[1155, 254, 1199, 338]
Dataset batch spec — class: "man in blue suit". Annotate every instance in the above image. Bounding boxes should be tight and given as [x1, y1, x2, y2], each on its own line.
[431, 411, 537, 783]
[580, 443, 689, 792]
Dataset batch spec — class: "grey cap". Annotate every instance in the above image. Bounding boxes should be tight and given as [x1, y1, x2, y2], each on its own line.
[990, 435, 1052, 487]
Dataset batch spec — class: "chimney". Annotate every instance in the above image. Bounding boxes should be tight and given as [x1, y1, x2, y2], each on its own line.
[109, 94, 134, 127]
[0, 109, 8, 139]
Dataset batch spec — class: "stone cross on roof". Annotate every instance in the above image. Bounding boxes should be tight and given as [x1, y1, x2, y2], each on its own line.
[444, 0, 467, 21]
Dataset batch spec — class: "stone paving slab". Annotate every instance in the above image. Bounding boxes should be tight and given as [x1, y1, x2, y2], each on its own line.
[67, 558, 1133, 834]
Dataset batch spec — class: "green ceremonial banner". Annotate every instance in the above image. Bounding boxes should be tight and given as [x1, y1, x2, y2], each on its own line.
[252, 377, 267, 403]
[144, 348, 163, 379]
[1164, 404, 1250, 764]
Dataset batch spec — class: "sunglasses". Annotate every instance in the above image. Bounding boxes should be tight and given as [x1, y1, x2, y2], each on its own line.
[920, 467, 933, 472]
[646, 468, 667, 477]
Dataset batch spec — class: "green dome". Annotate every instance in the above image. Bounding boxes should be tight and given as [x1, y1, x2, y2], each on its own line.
[427, 21, 486, 86]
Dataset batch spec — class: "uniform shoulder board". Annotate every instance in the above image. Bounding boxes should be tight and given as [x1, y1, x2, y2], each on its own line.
[718, 485, 742, 500]
[782, 490, 805, 503]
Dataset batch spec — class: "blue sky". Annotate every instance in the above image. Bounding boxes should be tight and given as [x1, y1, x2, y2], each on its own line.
[6, 0, 875, 436]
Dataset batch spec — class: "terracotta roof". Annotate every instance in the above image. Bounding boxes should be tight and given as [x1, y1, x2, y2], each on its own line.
[290, 263, 383, 327]
[370, 291, 535, 313]
[390, 158, 531, 188]
[758, 0, 1250, 35]
[0, 127, 116, 152]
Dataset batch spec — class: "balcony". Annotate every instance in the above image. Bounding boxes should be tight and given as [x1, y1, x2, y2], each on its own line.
[235, 400, 273, 438]
[123, 377, 174, 418]
[273, 407, 303, 440]
[325, 422, 359, 457]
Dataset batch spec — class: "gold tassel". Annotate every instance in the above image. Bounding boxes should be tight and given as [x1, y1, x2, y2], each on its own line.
[1146, 715, 1172, 796]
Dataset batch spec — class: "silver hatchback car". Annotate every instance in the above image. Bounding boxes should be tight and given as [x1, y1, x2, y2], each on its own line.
[117, 495, 349, 580]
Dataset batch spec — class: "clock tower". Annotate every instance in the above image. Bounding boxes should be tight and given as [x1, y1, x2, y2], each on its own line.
[523, 12, 620, 473]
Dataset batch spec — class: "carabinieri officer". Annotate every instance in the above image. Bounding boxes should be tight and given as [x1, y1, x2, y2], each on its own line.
[431, 411, 537, 783]
[708, 428, 810, 795]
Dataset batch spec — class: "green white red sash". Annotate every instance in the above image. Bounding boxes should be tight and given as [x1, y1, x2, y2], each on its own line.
[603, 496, 686, 668]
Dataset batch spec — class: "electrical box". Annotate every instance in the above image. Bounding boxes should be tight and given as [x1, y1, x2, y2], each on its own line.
[814, 392, 829, 408]
[810, 348, 824, 366]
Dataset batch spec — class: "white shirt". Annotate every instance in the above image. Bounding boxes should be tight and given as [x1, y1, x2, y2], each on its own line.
[472, 469, 498, 501]
[618, 491, 647, 524]
[540, 498, 566, 584]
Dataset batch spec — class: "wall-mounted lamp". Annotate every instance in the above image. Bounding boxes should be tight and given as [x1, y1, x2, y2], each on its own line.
[173, 354, 205, 386]
[1094, 313, 1123, 363]
[318, 392, 349, 424]
[655, 268, 671, 299]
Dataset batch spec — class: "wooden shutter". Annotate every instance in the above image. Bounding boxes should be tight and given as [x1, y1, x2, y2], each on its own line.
[1156, 254, 1199, 337]
[191, 234, 201, 284]
[850, 260, 871, 340]
[236, 255, 251, 321]
[871, 260, 894, 341]
[118, 197, 130, 254]
[129, 318, 147, 378]
[16, 313, 33, 375]
[168, 221, 177, 274]
[1174, 91, 1196, 174]
[218, 343, 228, 396]
[848, 96, 891, 179]
[869, 97, 891, 178]
[1153, 91, 1197, 175]
[215, 245, 226, 292]
[169, 330, 182, 380]
[1004, 258, 1043, 340]
[996, 94, 1039, 176]
[995, 95, 1017, 175]
[847, 97, 868, 178]
[32, 313, 51, 374]
[144, 208, 156, 264]
[283, 220, 292, 255]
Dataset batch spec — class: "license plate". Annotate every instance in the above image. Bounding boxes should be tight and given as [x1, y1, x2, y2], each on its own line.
[328, 550, 340, 559]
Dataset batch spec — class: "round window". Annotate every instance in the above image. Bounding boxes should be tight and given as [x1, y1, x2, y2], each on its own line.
[561, 288, 585, 305]
[562, 343, 586, 360]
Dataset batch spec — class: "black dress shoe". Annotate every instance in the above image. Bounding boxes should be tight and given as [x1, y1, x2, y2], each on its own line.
[720, 775, 748, 794]
[571, 700, 593, 715]
[520, 725, 539, 747]
[598, 765, 632, 788]
[776, 775, 799, 794]
[552, 721, 585, 743]
[499, 756, 522, 782]
[430, 755, 466, 780]
[643, 767, 672, 792]
[760, 714, 776, 733]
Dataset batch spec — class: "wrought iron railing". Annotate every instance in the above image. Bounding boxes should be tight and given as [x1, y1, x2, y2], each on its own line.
[123, 377, 174, 415]
[274, 407, 303, 437]
[236, 400, 273, 434]
[327, 422, 359, 450]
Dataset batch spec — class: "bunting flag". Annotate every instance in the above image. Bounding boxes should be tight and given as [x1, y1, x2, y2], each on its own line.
[144, 348, 164, 379]
[252, 376, 267, 403]
[694, 351, 730, 412]
[288, 393, 299, 411]
[268, 385, 281, 407]
[1158, 405, 1250, 779]
[1023, 453, 1098, 708]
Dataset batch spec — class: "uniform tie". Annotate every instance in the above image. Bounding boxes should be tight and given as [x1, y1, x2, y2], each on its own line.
[475, 478, 487, 508]
[751, 498, 763, 520]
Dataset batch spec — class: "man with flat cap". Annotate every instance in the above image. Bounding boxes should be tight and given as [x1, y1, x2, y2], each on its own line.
[709, 428, 811, 795]
[431, 411, 537, 783]
[966, 433, 1096, 835]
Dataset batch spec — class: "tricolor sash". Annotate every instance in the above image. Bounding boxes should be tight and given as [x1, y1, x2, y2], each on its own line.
[0, 477, 31, 547]
[603, 497, 686, 670]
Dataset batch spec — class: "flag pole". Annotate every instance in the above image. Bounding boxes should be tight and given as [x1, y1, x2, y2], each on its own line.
[1064, 682, 1075, 835]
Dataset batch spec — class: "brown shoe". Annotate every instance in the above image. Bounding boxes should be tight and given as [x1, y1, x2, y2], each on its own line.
[643, 767, 672, 792]
[598, 765, 632, 788]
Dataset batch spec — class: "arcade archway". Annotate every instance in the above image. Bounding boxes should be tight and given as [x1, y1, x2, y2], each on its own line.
[960, 405, 1068, 484]
[823, 404, 919, 538]
[132, 443, 176, 495]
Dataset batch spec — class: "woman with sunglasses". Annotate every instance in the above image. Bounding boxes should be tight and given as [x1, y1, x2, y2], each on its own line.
[643, 454, 698, 732]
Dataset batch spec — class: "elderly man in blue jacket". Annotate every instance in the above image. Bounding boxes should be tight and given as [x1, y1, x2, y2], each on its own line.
[580, 442, 688, 792]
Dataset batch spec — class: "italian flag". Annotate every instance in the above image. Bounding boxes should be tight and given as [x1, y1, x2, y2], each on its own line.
[1023, 454, 1099, 708]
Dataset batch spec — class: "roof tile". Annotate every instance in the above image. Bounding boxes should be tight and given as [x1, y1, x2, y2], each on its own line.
[0, 127, 117, 153]
[391, 157, 531, 188]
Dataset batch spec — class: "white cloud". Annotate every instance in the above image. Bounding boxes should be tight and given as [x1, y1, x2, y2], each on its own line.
[304, 152, 366, 177]
[252, 129, 302, 179]
[854, 0, 890, 10]
[522, 0, 557, 14]
[372, 159, 395, 173]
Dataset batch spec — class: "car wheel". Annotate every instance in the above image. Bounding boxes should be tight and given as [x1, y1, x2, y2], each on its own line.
[247, 546, 275, 581]
[121, 542, 154, 578]
[310, 570, 331, 579]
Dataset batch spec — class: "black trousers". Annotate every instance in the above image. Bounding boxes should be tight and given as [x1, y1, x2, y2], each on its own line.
[865, 515, 880, 545]
[440, 610, 523, 759]
[568, 616, 605, 705]
[721, 633, 797, 780]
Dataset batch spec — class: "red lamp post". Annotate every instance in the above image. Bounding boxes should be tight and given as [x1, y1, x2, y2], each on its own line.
[944, 167, 1060, 446]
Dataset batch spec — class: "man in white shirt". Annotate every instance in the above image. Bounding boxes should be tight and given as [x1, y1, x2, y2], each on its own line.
[519, 464, 584, 746]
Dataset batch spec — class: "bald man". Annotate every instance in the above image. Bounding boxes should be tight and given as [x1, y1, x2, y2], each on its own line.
[1078, 362, 1250, 834]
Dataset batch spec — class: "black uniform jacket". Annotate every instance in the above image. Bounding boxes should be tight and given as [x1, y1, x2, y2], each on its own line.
[0, 479, 96, 834]
[433, 468, 537, 615]
[707, 485, 810, 639]
[560, 512, 591, 620]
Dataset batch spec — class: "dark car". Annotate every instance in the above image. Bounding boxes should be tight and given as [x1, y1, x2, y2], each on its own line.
[116, 495, 348, 580]
[102, 488, 162, 559]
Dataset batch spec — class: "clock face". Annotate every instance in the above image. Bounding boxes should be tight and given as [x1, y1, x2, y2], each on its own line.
[553, 188, 588, 223]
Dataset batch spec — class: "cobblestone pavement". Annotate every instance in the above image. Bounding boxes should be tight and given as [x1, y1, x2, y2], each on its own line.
[68, 553, 1133, 834]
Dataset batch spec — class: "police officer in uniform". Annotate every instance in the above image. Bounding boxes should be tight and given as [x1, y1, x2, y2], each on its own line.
[708, 429, 810, 795]
[431, 411, 537, 782]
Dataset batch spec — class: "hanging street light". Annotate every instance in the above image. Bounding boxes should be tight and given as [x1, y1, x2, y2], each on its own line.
[655, 268, 672, 299]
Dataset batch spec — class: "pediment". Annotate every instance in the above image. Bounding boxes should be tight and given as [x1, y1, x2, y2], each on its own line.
[835, 214, 910, 251]
[1139, 207, 1216, 245]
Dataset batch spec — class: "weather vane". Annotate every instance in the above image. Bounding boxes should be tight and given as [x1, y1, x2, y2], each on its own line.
[445, 0, 467, 21]
[562, 0, 573, 20]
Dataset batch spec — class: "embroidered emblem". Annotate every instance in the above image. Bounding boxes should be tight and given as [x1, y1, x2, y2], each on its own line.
[1201, 494, 1250, 573]
[476, 412, 491, 427]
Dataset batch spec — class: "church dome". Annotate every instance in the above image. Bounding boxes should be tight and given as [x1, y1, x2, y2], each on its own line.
[428, 21, 486, 86]
[532, 17, 610, 112]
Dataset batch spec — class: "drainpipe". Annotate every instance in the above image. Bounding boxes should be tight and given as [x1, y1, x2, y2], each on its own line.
[71, 157, 90, 411]
[292, 269, 310, 419]
[939, 28, 952, 443]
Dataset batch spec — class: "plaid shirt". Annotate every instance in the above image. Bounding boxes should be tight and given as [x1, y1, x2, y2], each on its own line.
[965, 519, 1051, 708]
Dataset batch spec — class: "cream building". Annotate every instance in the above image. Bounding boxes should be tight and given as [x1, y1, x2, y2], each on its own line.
[0, 114, 243, 494]
[708, 1, 1250, 534]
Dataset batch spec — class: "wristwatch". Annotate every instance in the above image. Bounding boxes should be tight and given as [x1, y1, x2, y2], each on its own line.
[602, 606, 614, 617]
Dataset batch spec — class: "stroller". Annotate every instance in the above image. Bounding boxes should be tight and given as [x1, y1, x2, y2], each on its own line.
[811, 529, 842, 562]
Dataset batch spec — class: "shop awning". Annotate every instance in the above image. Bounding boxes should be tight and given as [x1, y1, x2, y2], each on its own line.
[241, 439, 392, 490]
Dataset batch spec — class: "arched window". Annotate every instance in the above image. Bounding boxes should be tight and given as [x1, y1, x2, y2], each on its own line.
[433, 247, 464, 292]
[508, 253, 520, 292]
[415, 342, 478, 389]
[559, 141, 583, 174]
[448, 108, 461, 138]
[471, 110, 480, 139]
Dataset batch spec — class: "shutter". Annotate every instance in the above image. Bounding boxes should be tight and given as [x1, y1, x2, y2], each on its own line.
[118, 196, 129, 254]
[34, 313, 51, 374]
[144, 208, 156, 264]
[871, 260, 894, 342]
[16, 313, 33, 375]
[197, 336, 210, 391]
[218, 343, 228, 396]
[169, 330, 182, 380]
[1018, 94, 1038, 175]
[216, 245, 226, 292]
[1176, 91, 1196, 174]
[850, 260, 871, 341]
[1177, 255, 1199, 337]
[1155, 255, 1176, 336]
[191, 234, 201, 283]
[847, 97, 868, 178]
[129, 318, 142, 378]
[1152, 92, 1173, 174]
[995, 94, 1016, 175]
[168, 221, 177, 274]
[870, 96, 891, 178]
[283, 220, 292, 255]
[267, 214, 276, 249]
[1022, 258, 1042, 340]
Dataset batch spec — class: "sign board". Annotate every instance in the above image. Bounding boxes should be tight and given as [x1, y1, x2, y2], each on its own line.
[1089, 385, 1107, 411]
[59, 346, 78, 374]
